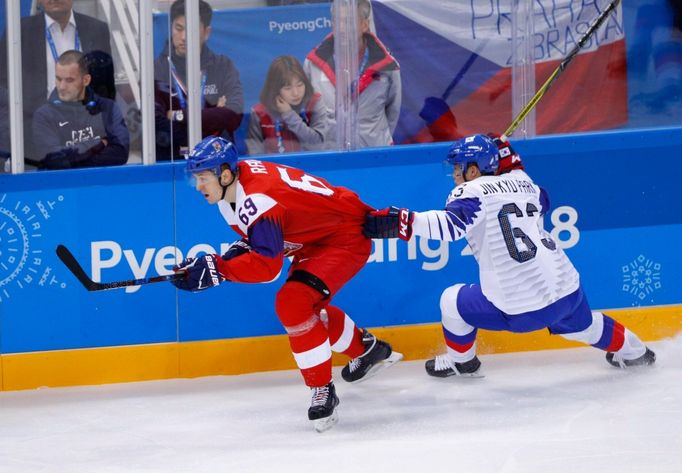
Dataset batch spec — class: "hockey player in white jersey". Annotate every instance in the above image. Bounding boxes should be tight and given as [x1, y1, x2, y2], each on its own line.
[364, 134, 655, 376]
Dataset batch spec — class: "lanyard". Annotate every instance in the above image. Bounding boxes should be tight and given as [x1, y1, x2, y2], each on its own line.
[169, 58, 206, 110]
[359, 46, 369, 77]
[274, 120, 285, 154]
[274, 111, 308, 154]
[351, 46, 370, 95]
[46, 24, 81, 62]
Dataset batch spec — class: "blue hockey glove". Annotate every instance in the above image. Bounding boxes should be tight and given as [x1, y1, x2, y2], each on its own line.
[171, 254, 224, 292]
[363, 206, 414, 241]
[222, 239, 251, 261]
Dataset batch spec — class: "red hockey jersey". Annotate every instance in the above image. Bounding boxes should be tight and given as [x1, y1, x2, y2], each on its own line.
[215, 159, 372, 283]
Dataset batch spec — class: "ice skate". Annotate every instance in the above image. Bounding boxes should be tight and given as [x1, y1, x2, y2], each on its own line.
[308, 382, 339, 433]
[341, 329, 403, 383]
[425, 354, 483, 378]
[606, 347, 656, 368]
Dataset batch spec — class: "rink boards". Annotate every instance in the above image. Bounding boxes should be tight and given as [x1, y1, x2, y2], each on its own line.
[1, 128, 681, 390]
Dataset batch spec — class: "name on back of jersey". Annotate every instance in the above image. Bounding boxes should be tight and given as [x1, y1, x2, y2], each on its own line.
[479, 178, 537, 196]
[243, 160, 268, 174]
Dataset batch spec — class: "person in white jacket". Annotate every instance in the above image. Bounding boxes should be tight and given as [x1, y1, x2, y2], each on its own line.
[303, 0, 401, 149]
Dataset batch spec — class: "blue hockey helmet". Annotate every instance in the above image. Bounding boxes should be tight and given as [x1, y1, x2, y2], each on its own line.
[185, 136, 238, 177]
[446, 134, 500, 177]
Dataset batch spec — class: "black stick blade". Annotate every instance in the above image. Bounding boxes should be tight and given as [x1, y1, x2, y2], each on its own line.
[56, 244, 103, 291]
[56, 244, 187, 292]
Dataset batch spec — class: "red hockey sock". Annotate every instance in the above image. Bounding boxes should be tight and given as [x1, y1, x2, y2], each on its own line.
[325, 305, 365, 358]
[275, 282, 332, 387]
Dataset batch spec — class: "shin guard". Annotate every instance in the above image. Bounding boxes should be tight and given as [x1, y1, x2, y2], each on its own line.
[440, 284, 478, 363]
[325, 305, 365, 358]
[276, 282, 332, 387]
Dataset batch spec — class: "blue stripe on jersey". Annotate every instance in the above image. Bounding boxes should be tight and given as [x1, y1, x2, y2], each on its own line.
[445, 218, 456, 239]
[539, 187, 550, 216]
[248, 218, 284, 258]
[445, 197, 482, 231]
[436, 215, 444, 239]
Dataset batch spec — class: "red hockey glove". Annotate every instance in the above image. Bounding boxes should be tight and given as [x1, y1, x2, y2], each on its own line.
[171, 254, 225, 292]
[487, 132, 523, 174]
[363, 206, 414, 241]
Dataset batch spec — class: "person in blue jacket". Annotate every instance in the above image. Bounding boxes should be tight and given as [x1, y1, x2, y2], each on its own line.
[31, 50, 129, 170]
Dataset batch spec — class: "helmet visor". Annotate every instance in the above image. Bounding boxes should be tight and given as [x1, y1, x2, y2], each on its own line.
[442, 159, 454, 177]
[186, 169, 218, 188]
[443, 160, 466, 184]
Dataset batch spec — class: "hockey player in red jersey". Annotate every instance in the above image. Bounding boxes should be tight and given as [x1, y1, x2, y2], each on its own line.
[172, 136, 402, 432]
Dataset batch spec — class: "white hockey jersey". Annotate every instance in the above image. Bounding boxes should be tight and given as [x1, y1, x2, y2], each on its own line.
[411, 170, 580, 314]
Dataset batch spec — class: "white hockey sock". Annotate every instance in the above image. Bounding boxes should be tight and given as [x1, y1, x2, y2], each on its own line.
[560, 311, 646, 360]
[441, 284, 477, 363]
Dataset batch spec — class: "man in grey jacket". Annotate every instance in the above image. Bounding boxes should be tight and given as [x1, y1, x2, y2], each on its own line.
[303, 0, 401, 149]
[0, 0, 112, 160]
[32, 50, 129, 169]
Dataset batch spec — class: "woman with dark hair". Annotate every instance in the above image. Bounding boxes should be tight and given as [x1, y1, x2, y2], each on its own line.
[247, 55, 327, 155]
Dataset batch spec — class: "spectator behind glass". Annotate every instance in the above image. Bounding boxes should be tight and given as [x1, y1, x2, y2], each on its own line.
[0, 0, 112, 159]
[247, 55, 327, 155]
[303, 0, 401, 149]
[266, 1, 329, 5]
[83, 49, 116, 100]
[31, 50, 129, 170]
[154, 0, 244, 161]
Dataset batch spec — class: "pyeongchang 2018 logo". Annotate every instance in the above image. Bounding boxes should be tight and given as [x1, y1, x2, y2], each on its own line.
[0, 193, 67, 303]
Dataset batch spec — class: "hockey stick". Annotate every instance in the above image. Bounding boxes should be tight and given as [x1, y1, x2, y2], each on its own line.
[56, 244, 186, 292]
[500, 0, 621, 141]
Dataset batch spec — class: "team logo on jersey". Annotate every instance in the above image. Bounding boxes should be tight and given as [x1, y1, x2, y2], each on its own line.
[283, 241, 303, 257]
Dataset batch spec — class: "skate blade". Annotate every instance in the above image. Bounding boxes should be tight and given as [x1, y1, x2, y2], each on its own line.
[453, 370, 485, 379]
[435, 369, 485, 379]
[312, 410, 339, 433]
[349, 351, 404, 384]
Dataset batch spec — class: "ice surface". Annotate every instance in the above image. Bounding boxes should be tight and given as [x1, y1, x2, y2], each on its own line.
[1, 338, 681, 473]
